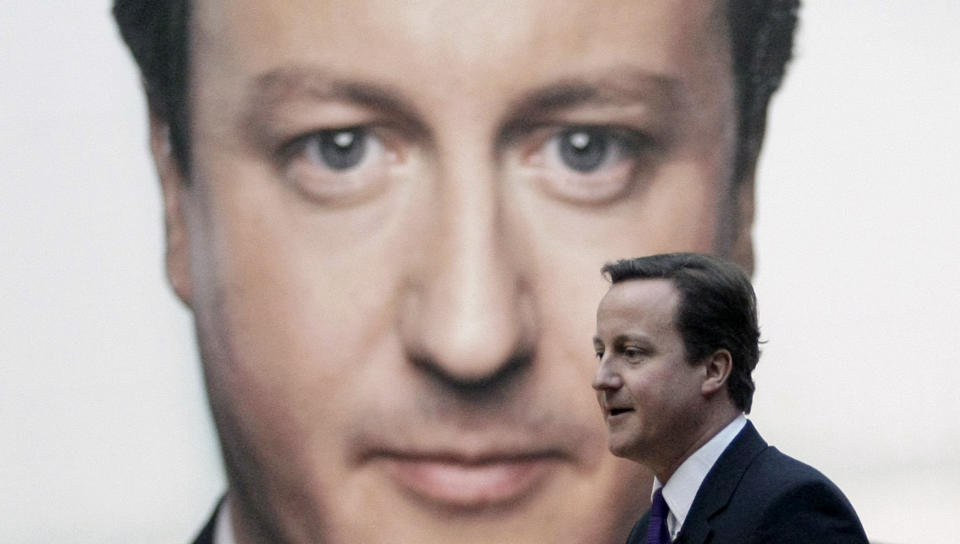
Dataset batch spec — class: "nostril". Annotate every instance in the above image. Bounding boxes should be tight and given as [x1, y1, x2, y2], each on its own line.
[407, 347, 534, 397]
[397, 269, 538, 391]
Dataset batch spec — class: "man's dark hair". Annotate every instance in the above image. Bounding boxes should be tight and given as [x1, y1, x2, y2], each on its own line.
[112, 0, 800, 179]
[113, 0, 191, 171]
[602, 253, 761, 413]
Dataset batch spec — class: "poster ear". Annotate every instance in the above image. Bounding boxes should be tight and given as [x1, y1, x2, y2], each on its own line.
[149, 116, 193, 307]
[729, 173, 756, 276]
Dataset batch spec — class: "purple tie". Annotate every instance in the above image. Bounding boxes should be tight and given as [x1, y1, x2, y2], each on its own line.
[646, 488, 671, 544]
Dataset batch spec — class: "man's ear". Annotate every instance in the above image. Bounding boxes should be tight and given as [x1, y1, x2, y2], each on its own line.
[149, 115, 193, 307]
[729, 173, 755, 276]
[701, 349, 733, 396]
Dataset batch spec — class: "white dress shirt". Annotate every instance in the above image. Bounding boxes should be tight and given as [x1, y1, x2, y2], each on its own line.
[652, 414, 747, 541]
[213, 496, 236, 544]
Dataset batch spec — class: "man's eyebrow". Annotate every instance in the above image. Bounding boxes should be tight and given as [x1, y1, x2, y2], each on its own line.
[503, 69, 687, 122]
[244, 66, 426, 130]
[613, 333, 654, 347]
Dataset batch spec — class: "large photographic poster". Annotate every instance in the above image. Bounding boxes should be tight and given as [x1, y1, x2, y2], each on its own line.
[2, 1, 957, 543]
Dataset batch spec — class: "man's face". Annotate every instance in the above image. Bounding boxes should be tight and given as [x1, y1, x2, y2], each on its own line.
[155, 0, 743, 541]
[592, 279, 708, 467]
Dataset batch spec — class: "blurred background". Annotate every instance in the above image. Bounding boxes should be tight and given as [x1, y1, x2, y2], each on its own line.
[2, 1, 957, 542]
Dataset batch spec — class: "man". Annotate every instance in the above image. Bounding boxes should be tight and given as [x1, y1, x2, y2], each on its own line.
[113, 1, 799, 542]
[593, 253, 868, 543]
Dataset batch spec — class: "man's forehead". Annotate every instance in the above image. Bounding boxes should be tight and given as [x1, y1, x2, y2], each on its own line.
[190, 0, 736, 149]
[190, 0, 731, 74]
[599, 279, 680, 328]
[192, 0, 726, 32]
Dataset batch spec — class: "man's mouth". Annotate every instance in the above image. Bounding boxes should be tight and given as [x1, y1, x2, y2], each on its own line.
[371, 451, 566, 509]
[604, 406, 634, 421]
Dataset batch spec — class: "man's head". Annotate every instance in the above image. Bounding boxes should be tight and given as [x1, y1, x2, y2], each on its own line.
[601, 253, 760, 412]
[112, 0, 799, 195]
[114, 1, 796, 542]
[592, 253, 760, 476]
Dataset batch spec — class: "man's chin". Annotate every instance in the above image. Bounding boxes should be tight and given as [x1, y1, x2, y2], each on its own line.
[607, 437, 643, 461]
[227, 463, 643, 543]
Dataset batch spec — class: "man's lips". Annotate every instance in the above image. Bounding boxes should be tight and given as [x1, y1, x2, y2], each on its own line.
[351, 408, 594, 510]
[603, 406, 635, 421]
[370, 451, 565, 509]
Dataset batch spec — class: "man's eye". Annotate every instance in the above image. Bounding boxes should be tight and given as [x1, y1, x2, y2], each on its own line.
[549, 127, 644, 175]
[280, 127, 397, 205]
[528, 125, 652, 205]
[303, 128, 369, 171]
[557, 128, 612, 173]
[623, 347, 643, 359]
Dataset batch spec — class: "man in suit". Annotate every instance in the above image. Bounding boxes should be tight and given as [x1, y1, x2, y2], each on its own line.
[112, 0, 801, 542]
[593, 253, 868, 543]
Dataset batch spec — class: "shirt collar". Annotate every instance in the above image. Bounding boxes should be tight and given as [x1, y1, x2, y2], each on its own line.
[652, 414, 747, 532]
[214, 496, 237, 544]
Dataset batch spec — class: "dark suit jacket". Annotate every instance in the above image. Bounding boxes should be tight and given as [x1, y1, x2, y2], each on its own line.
[192, 502, 218, 544]
[625, 421, 868, 544]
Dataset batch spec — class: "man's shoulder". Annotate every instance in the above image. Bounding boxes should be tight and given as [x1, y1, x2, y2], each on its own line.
[716, 432, 868, 543]
[740, 454, 868, 543]
[744, 443, 838, 491]
[676, 424, 867, 543]
[716, 422, 844, 499]
[727, 427, 855, 511]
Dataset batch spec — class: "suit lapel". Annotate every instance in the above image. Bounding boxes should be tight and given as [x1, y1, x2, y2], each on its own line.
[675, 421, 768, 544]
[625, 510, 652, 544]
[192, 499, 222, 544]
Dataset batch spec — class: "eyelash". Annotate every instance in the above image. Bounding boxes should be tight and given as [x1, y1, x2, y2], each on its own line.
[280, 126, 378, 166]
[623, 347, 644, 359]
[272, 123, 655, 207]
[525, 125, 655, 205]
[277, 126, 397, 205]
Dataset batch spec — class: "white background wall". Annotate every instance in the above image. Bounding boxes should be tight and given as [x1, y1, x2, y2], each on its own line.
[750, 2, 960, 541]
[2, 2, 957, 542]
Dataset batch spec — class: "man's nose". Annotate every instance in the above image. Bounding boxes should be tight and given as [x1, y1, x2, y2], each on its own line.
[592, 357, 623, 392]
[399, 153, 535, 391]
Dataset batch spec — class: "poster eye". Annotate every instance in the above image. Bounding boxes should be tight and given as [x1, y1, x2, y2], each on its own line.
[306, 128, 368, 171]
[557, 128, 609, 172]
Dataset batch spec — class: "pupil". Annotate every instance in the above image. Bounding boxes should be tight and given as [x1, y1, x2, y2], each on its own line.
[333, 131, 355, 148]
[559, 129, 607, 172]
[320, 129, 366, 170]
[569, 132, 591, 150]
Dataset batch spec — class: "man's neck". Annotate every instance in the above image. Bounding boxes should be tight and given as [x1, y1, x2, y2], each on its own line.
[220, 491, 271, 544]
[650, 415, 748, 541]
[653, 404, 741, 483]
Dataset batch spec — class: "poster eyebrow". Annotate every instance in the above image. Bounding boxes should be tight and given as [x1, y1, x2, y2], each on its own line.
[243, 66, 428, 133]
[502, 69, 688, 122]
